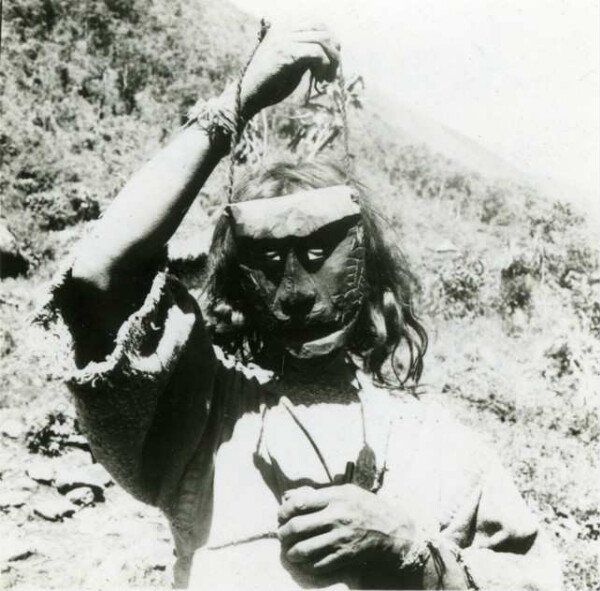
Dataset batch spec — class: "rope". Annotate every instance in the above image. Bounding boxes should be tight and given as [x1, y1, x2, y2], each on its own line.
[280, 396, 334, 483]
[205, 531, 279, 551]
[336, 60, 354, 185]
[227, 19, 271, 203]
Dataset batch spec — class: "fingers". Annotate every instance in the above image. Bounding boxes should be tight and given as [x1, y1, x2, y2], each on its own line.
[266, 25, 339, 53]
[278, 509, 333, 544]
[292, 30, 341, 55]
[290, 43, 331, 83]
[268, 26, 340, 83]
[312, 548, 352, 573]
[293, 30, 340, 82]
[285, 529, 350, 565]
[278, 486, 333, 524]
[297, 45, 339, 82]
[240, 22, 340, 115]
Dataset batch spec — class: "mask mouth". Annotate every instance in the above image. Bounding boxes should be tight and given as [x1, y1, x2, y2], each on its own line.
[284, 322, 357, 359]
[273, 321, 342, 345]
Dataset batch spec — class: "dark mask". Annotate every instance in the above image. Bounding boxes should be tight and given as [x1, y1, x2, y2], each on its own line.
[226, 186, 366, 358]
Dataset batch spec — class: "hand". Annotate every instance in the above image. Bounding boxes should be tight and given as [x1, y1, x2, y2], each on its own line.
[239, 23, 340, 119]
[277, 484, 416, 573]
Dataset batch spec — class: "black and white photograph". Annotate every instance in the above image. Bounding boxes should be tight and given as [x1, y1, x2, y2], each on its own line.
[0, 0, 598, 589]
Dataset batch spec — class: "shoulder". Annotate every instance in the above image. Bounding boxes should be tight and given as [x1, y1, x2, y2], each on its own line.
[383, 388, 497, 488]
[396, 394, 495, 466]
[385, 393, 501, 528]
[32, 264, 203, 387]
[355, 371, 494, 474]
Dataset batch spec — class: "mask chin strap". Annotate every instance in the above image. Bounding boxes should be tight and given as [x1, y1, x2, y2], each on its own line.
[286, 317, 358, 359]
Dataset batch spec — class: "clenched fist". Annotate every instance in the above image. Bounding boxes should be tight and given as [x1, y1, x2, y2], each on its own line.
[277, 484, 416, 573]
[239, 23, 341, 120]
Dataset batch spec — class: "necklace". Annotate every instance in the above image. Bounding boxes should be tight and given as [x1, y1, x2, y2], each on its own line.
[276, 377, 392, 493]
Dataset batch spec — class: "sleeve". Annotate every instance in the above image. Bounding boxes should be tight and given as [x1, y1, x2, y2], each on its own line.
[442, 446, 563, 591]
[33, 263, 220, 510]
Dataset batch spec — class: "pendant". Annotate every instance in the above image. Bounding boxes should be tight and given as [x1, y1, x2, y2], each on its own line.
[353, 443, 377, 491]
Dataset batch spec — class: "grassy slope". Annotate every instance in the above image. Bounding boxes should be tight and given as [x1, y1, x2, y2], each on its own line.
[354, 110, 599, 589]
[1, 0, 598, 589]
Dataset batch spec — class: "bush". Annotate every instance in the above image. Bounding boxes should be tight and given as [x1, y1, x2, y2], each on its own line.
[0, 330, 17, 357]
[1, 0, 250, 260]
[433, 255, 487, 319]
[528, 200, 585, 244]
[544, 341, 579, 379]
[25, 187, 101, 231]
[479, 183, 522, 225]
[555, 245, 598, 286]
[566, 274, 600, 338]
[25, 410, 83, 457]
[500, 256, 540, 316]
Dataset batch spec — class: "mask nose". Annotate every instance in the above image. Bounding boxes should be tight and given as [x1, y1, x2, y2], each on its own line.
[277, 250, 317, 320]
[280, 291, 316, 319]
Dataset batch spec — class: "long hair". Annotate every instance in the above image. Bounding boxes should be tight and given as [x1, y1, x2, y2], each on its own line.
[202, 157, 428, 387]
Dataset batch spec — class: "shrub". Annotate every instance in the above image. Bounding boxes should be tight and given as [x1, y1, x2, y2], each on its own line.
[545, 341, 579, 379]
[434, 255, 486, 319]
[500, 256, 540, 316]
[25, 187, 101, 231]
[25, 410, 83, 457]
[528, 200, 585, 244]
[556, 245, 598, 286]
[0, 330, 17, 357]
[566, 275, 600, 339]
[1, 0, 250, 260]
[480, 184, 518, 225]
[539, 239, 599, 337]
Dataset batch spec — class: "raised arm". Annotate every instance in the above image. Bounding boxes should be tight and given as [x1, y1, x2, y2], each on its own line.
[69, 24, 341, 361]
[36, 25, 341, 505]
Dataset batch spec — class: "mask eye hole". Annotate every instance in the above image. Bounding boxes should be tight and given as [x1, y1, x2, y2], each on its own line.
[306, 248, 325, 262]
[263, 250, 282, 263]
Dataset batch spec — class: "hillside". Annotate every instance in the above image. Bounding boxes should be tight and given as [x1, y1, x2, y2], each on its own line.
[1, 1, 598, 589]
[368, 87, 600, 222]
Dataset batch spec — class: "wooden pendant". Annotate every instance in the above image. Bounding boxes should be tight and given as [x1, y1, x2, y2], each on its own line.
[353, 443, 377, 491]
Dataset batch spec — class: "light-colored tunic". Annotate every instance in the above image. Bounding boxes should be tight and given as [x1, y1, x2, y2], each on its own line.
[35, 267, 562, 590]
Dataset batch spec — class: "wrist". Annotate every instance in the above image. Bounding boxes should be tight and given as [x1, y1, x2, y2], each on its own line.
[399, 533, 479, 590]
[186, 88, 246, 154]
[388, 521, 417, 562]
[221, 82, 259, 123]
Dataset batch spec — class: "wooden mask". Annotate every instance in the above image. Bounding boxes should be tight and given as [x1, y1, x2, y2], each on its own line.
[226, 186, 366, 358]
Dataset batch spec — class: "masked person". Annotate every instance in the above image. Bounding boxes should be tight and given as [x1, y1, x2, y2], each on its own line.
[36, 24, 561, 590]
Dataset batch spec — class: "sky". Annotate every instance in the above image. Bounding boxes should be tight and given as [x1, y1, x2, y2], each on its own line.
[230, 0, 599, 207]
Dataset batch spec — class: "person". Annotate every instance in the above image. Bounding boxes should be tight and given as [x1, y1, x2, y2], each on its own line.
[35, 23, 562, 590]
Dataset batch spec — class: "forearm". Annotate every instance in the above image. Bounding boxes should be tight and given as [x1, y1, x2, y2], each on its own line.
[418, 532, 561, 590]
[420, 537, 473, 589]
[461, 531, 562, 591]
[72, 86, 238, 290]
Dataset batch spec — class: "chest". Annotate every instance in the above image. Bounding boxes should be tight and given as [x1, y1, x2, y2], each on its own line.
[209, 401, 366, 548]
[196, 401, 373, 590]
